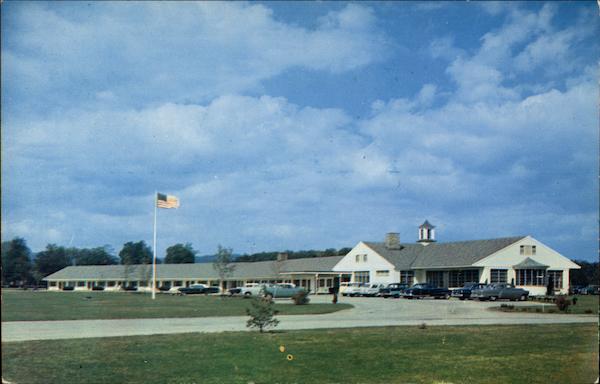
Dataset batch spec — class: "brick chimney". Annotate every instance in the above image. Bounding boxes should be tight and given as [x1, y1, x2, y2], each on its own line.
[277, 252, 288, 261]
[385, 233, 401, 250]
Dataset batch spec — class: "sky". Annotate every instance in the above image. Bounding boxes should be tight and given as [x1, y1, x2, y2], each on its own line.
[1, 1, 598, 261]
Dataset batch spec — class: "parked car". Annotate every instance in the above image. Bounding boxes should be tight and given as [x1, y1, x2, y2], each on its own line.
[343, 282, 367, 297]
[471, 283, 528, 301]
[451, 283, 486, 300]
[241, 283, 267, 297]
[569, 285, 586, 295]
[262, 283, 305, 299]
[228, 287, 242, 296]
[360, 283, 386, 297]
[178, 284, 220, 295]
[380, 283, 409, 298]
[402, 284, 451, 299]
[580, 285, 599, 295]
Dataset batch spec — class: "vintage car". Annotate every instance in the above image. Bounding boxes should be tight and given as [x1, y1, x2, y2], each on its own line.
[402, 283, 451, 299]
[359, 283, 386, 297]
[470, 283, 529, 301]
[379, 283, 409, 298]
[177, 283, 220, 295]
[262, 283, 305, 299]
[451, 283, 486, 300]
[343, 282, 367, 297]
[241, 283, 267, 297]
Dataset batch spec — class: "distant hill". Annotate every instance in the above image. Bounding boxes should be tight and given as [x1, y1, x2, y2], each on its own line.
[194, 255, 217, 263]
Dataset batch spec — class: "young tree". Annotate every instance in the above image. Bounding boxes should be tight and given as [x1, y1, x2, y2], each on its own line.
[246, 296, 280, 333]
[212, 245, 236, 293]
[34, 244, 71, 282]
[1, 237, 33, 286]
[165, 243, 196, 264]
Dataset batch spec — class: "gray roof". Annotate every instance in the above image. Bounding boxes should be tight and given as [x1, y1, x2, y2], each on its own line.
[513, 257, 548, 269]
[365, 236, 525, 270]
[44, 256, 344, 281]
[419, 220, 435, 229]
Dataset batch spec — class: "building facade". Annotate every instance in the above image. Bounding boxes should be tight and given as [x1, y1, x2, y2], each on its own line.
[44, 221, 580, 296]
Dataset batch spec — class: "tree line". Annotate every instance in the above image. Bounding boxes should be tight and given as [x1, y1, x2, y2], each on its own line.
[1, 238, 198, 287]
[236, 248, 352, 262]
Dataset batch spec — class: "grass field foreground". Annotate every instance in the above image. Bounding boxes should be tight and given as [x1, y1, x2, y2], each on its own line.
[1, 290, 351, 321]
[2, 324, 598, 384]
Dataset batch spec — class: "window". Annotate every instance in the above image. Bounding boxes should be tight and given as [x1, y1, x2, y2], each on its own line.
[449, 270, 480, 288]
[548, 270, 563, 289]
[516, 269, 546, 286]
[519, 245, 537, 256]
[490, 269, 507, 284]
[77, 281, 85, 287]
[49, 281, 57, 287]
[107, 281, 116, 287]
[354, 271, 370, 284]
[173, 281, 182, 287]
[363, 254, 368, 262]
[399, 271, 414, 286]
[376, 270, 389, 277]
[355, 255, 360, 262]
[426, 271, 445, 287]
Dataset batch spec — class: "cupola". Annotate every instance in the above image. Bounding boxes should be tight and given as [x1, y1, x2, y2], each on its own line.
[418, 220, 436, 245]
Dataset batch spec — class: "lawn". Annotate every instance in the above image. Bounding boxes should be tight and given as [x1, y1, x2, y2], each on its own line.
[1, 290, 352, 321]
[2, 324, 597, 384]
[494, 295, 599, 315]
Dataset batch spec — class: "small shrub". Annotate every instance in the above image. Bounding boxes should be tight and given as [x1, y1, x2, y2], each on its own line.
[584, 309, 593, 314]
[292, 291, 310, 305]
[419, 322, 427, 329]
[535, 308, 542, 313]
[547, 309, 556, 313]
[555, 296, 571, 312]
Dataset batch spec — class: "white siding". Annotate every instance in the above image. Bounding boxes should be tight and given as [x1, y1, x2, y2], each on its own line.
[332, 242, 399, 285]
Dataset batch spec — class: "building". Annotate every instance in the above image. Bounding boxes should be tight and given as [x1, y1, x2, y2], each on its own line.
[44, 221, 580, 295]
[44, 253, 348, 294]
[333, 221, 580, 295]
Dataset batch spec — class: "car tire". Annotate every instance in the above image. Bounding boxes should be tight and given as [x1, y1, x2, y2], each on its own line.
[459, 297, 465, 301]
[244, 292, 252, 297]
[490, 296, 497, 301]
[444, 294, 450, 300]
[519, 294, 527, 301]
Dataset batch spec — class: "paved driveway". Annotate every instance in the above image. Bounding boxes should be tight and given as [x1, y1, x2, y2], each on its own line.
[2, 295, 596, 342]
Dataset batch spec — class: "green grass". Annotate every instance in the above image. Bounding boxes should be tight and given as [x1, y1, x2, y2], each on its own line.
[494, 295, 599, 315]
[2, 324, 597, 384]
[1, 290, 352, 321]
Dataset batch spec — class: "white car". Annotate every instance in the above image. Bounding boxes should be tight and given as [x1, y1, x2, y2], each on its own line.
[343, 282, 367, 297]
[241, 283, 267, 297]
[360, 283, 386, 297]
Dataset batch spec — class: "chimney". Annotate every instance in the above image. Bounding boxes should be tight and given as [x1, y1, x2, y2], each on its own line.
[385, 233, 401, 250]
[277, 252, 288, 262]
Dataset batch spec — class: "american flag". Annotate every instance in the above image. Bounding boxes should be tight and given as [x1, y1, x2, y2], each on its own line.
[156, 193, 180, 209]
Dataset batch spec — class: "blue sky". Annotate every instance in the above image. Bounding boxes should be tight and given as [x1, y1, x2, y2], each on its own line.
[2, 1, 598, 261]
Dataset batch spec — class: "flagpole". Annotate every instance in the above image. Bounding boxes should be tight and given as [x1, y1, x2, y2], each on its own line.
[152, 191, 158, 300]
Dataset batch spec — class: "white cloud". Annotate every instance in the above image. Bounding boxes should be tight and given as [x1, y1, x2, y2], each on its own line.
[3, 2, 386, 110]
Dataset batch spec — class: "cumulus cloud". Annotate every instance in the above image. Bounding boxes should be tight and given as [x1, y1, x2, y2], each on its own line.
[2, 2, 386, 114]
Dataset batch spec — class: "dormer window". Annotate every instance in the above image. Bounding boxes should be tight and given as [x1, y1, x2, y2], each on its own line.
[418, 220, 436, 244]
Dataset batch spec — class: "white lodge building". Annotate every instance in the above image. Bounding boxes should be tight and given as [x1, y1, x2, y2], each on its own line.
[333, 221, 579, 295]
[44, 221, 580, 296]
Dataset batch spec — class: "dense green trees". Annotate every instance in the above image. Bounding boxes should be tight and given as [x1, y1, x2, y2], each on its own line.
[571, 260, 600, 286]
[165, 243, 196, 264]
[69, 246, 118, 266]
[235, 247, 352, 262]
[1, 238, 33, 286]
[34, 244, 72, 282]
[119, 241, 153, 265]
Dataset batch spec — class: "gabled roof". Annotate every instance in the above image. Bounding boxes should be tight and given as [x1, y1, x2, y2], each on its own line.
[43, 256, 345, 281]
[364, 236, 525, 270]
[513, 257, 548, 269]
